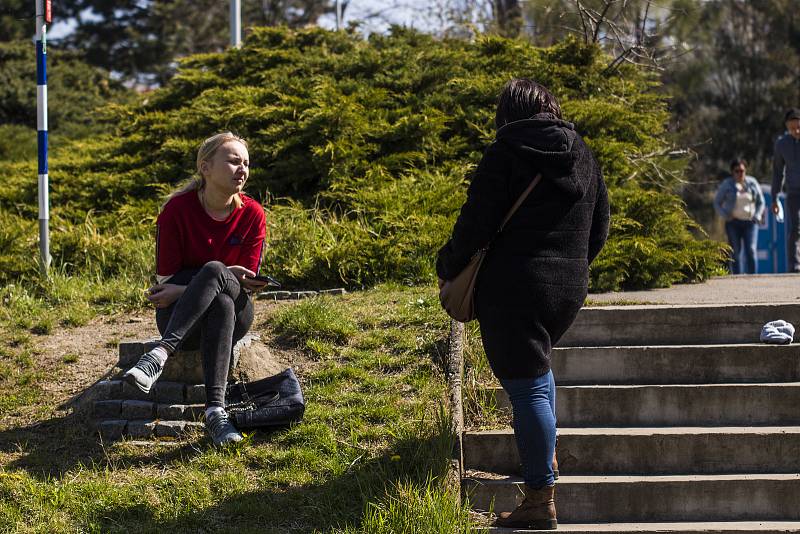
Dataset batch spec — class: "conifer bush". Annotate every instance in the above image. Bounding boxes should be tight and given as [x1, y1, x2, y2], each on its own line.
[0, 27, 726, 291]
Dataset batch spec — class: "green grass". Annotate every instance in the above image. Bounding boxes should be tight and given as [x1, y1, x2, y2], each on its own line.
[0, 284, 475, 533]
[460, 322, 509, 431]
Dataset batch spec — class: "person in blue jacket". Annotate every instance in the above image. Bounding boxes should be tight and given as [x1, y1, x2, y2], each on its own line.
[772, 108, 800, 272]
[713, 158, 765, 274]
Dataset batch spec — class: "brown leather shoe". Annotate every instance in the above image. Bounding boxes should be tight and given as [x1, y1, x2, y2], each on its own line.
[494, 484, 557, 529]
[553, 450, 559, 480]
[553, 436, 559, 479]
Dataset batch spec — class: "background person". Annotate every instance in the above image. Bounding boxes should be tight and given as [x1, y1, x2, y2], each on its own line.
[772, 108, 800, 272]
[713, 158, 765, 274]
[124, 132, 268, 446]
[436, 79, 609, 530]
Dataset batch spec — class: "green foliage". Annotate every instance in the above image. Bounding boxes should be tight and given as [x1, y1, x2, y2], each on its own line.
[0, 40, 131, 139]
[0, 27, 725, 295]
[590, 186, 728, 291]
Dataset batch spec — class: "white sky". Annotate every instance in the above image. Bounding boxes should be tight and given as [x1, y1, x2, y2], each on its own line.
[46, 1, 441, 41]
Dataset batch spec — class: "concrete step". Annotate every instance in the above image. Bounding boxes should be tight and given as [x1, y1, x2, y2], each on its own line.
[463, 427, 800, 475]
[558, 304, 800, 347]
[488, 383, 800, 426]
[551, 344, 800, 385]
[96, 419, 204, 440]
[464, 473, 800, 522]
[483, 521, 800, 532]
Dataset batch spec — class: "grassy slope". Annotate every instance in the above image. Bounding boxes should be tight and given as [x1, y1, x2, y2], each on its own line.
[0, 286, 474, 533]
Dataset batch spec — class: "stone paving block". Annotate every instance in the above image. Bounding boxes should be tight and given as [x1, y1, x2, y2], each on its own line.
[319, 288, 346, 296]
[185, 384, 206, 404]
[94, 399, 123, 419]
[152, 382, 185, 404]
[292, 291, 318, 299]
[92, 380, 123, 401]
[127, 420, 156, 439]
[121, 400, 156, 419]
[159, 404, 204, 421]
[159, 350, 205, 384]
[155, 421, 187, 438]
[97, 420, 127, 440]
[118, 340, 160, 367]
[120, 381, 153, 401]
[258, 291, 291, 300]
[157, 404, 188, 420]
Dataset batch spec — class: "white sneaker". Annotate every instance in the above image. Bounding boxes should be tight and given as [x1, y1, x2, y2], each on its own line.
[122, 351, 165, 394]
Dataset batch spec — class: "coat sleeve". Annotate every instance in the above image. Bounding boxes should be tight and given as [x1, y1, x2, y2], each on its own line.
[587, 168, 610, 265]
[772, 138, 785, 197]
[436, 143, 512, 280]
[713, 181, 731, 219]
[752, 178, 766, 221]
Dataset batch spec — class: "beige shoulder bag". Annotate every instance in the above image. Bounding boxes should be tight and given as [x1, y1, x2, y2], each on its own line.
[439, 173, 542, 323]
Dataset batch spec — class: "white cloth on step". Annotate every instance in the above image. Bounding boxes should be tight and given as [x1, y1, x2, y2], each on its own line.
[760, 320, 795, 344]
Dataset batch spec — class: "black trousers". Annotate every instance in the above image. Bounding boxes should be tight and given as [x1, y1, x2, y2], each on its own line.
[787, 193, 800, 272]
[155, 261, 254, 408]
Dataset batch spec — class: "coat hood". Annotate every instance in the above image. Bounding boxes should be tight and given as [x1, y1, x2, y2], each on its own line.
[496, 113, 586, 199]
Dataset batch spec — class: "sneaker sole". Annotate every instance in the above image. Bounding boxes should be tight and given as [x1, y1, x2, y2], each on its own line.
[123, 370, 152, 394]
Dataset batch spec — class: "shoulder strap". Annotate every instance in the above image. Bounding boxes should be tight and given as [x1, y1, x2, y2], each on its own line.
[498, 173, 542, 232]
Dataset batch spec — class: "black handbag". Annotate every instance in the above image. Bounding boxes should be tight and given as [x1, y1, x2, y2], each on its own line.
[225, 368, 305, 429]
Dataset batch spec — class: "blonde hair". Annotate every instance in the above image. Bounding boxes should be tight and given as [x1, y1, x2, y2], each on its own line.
[163, 132, 249, 210]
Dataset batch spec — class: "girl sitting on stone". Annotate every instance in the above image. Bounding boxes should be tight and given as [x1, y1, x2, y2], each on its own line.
[124, 132, 268, 446]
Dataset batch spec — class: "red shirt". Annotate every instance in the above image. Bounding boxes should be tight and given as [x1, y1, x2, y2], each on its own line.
[156, 191, 267, 277]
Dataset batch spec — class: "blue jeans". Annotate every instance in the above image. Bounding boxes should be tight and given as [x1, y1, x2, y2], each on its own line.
[724, 219, 757, 274]
[499, 371, 557, 488]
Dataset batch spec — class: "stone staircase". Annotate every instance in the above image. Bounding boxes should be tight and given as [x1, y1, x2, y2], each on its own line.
[459, 303, 800, 533]
[86, 334, 284, 440]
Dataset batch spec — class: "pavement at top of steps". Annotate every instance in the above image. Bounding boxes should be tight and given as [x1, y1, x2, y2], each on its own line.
[587, 274, 799, 306]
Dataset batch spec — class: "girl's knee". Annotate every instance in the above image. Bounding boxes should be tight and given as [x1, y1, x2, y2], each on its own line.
[201, 261, 227, 276]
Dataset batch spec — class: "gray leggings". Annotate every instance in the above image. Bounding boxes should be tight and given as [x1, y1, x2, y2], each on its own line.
[155, 261, 254, 408]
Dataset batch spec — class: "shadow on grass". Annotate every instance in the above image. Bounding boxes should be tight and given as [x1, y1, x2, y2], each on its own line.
[0, 409, 456, 533]
[101, 430, 454, 533]
[0, 411, 204, 478]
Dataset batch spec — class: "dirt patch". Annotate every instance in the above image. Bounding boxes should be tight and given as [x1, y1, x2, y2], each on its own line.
[1, 300, 309, 431]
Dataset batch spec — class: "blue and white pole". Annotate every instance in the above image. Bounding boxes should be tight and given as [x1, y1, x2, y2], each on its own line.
[35, 0, 51, 275]
[230, 0, 241, 48]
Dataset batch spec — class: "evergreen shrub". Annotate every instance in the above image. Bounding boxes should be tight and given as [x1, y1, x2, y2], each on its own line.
[0, 27, 726, 292]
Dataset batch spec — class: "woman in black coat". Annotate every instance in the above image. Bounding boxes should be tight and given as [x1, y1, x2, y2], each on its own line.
[437, 79, 610, 530]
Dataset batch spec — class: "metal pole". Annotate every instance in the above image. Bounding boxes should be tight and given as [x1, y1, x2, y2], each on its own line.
[230, 0, 241, 48]
[36, 0, 51, 276]
[335, 0, 342, 31]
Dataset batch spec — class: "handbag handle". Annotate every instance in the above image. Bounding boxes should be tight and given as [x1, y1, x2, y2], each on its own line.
[499, 173, 543, 232]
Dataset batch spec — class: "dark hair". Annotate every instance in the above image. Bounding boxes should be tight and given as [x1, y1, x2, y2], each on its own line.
[729, 158, 747, 171]
[495, 78, 562, 129]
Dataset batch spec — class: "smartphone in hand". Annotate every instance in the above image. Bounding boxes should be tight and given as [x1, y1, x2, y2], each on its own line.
[246, 274, 281, 287]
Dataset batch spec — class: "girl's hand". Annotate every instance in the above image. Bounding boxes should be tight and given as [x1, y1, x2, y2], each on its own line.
[146, 283, 185, 308]
[228, 265, 269, 292]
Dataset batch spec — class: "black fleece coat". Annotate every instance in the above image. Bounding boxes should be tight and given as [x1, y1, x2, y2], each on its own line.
[436, 115, 610, 379]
